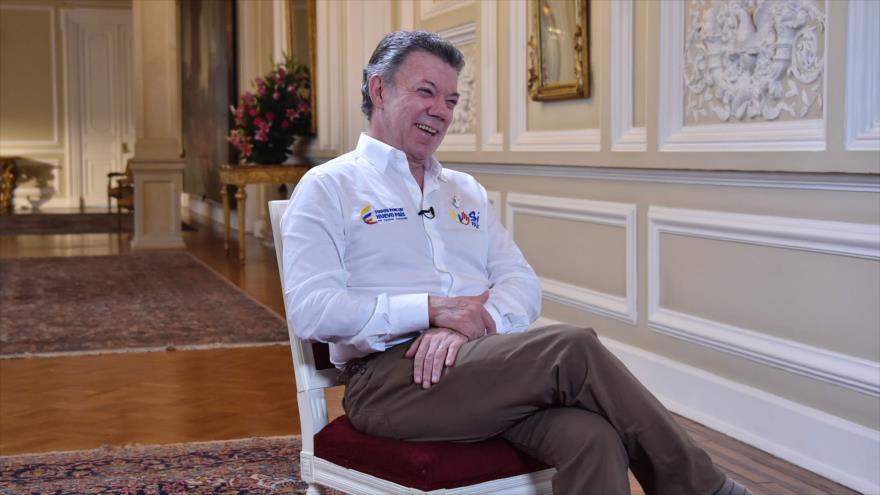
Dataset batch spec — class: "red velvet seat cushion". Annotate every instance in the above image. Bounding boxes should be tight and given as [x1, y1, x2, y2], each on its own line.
[314, 415, 550, 491]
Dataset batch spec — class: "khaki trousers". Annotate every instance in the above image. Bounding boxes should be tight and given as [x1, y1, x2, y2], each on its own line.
[343, 324, 725, 495]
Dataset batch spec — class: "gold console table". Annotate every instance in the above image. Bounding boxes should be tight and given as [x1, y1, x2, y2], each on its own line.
[219, 163, 309, 261]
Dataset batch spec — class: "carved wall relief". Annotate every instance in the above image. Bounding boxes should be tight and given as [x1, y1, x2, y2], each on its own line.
[449, 40, 477, 135]
[684, 0, 825, 124]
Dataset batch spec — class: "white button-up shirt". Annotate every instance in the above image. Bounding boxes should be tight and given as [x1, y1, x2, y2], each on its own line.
[280, 134, 541, 365]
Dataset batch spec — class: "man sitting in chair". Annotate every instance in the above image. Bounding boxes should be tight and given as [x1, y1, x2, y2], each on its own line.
[280, 30, 751, 495]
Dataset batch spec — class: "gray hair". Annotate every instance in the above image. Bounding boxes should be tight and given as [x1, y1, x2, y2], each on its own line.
[361, 30, 465, 120]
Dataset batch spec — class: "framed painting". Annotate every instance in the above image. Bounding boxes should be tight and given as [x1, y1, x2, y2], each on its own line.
[179, 0, 238, 201]
[527, 0, 590, 101]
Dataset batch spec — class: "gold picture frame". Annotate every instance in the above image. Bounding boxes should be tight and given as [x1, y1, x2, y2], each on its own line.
[527, 0, 590, 101]
[286, 0, 317, 134]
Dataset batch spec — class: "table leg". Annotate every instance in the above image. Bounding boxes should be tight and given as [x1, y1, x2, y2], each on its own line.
[221, 185, 230, 251]
[235, 186, 247, 262]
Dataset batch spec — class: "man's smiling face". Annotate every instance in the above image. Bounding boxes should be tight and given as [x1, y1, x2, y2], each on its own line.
[369, 51, 460, 167]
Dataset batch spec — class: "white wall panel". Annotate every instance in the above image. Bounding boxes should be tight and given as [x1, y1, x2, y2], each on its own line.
[0, 5, 60, 147]
[648, 206, 880, 396]
[609, 0, 646, 152]
[507, 193, 637, 325]
[844, 0, 880, 151]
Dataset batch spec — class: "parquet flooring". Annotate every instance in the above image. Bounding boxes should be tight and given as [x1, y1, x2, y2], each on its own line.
[0, 209, 858, 494]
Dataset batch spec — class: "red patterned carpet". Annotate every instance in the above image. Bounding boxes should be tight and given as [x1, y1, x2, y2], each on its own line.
[0, 436, 343, 494]
[0, 252, 288, 357]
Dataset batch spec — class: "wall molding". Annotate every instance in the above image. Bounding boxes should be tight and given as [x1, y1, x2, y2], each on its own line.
[612, 127, 647, 153]
[440, 133, 477, 151]
[507, 1, 600, 152]
[486, 189, 502, 227]
[342, 1, 390, 153]
[507, 193, 637, 325]
[540, 277, 635, 326]
[315, 0, 343, 154]
[397, 0, 414, 30]
[448, 163, 880, 193]
[609, 0, 646, 152]
[845, 0, 880, 151]
[479, 0, 502, 152]
[647, 206, 880, 397]
[657, 1, 827, 152]
[271, 0, 287, 63]
[438, 23, 477, 152]
[0, 5, 60, 148]
[417, 0, 472, 22]
[648, 206, 880, 260]
[486, 189, 500, 207]
[660, 120, 826, 152]
[437, 21, 473, 46]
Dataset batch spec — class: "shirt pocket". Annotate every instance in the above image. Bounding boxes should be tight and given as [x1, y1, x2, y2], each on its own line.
[437, 209, 489, 273]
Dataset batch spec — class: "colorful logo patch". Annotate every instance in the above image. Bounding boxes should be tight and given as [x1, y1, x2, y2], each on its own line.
[449, 209, 480, 229]
[360, 205, 378, 224]
[361, 204, 408, 224]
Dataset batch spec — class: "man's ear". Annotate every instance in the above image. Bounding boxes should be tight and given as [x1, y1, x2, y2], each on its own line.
[368, 74, 385, 111]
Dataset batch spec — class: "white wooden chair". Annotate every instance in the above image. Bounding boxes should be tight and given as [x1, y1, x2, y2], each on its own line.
[268, 199, 555, 495]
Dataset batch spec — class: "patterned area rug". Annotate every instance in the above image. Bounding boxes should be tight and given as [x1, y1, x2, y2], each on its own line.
[0, 252, 288, 357]
[0, 436, 343, 494]
[0, 213, 194, 236]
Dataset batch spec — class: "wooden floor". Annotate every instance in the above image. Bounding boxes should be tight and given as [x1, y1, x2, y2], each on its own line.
[0, 209, 857, 495]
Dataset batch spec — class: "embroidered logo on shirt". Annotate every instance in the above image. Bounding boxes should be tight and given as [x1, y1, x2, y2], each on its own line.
[449, 209, 480, 229]
[361, 204, 408, 224]
[360, 205, 378, 224]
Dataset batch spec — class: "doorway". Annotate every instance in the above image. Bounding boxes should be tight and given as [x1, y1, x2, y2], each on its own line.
[63, 8, 134, 208]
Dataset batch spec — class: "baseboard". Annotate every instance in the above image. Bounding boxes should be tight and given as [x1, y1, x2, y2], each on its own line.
[183, 192, 268, 239]
[530, 318, 879, 493]
[184, 193, 231, 229]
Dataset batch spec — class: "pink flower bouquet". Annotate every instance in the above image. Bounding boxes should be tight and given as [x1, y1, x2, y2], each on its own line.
[228, 57, 311, 164]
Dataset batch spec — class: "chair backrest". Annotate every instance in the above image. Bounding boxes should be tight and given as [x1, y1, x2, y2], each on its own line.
[268, 199, 341, 449]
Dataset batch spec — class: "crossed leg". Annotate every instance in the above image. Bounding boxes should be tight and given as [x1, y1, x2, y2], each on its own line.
[502, 407, 630, 494]
[344, 325, 725, 494]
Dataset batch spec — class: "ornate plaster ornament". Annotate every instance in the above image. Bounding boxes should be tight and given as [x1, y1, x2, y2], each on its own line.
[449, 42, 477, 135]
[684, 0, 825, 123]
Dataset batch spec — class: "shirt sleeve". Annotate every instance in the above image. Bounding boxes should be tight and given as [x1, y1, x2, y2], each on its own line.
[279, 173, 429, 354]
[481, 191, 542, 333]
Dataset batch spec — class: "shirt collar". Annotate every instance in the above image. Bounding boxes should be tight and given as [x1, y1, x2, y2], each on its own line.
[356, 133, 448, 183]
[426, 155, 447, 183]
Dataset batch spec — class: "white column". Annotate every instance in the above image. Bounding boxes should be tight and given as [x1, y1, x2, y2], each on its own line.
[129, 161, 185, 250]
[129, 0, 184, 250]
